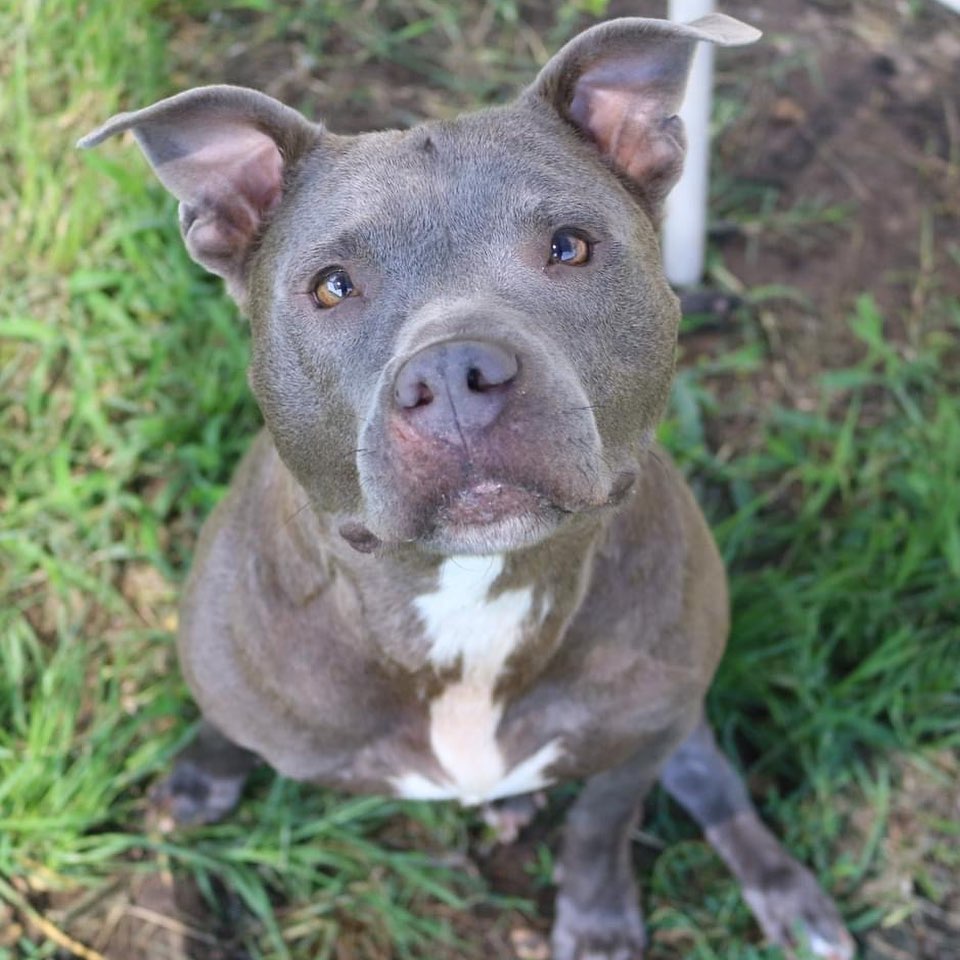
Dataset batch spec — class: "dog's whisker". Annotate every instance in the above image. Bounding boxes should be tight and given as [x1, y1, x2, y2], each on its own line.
[282, 500, 313, 527]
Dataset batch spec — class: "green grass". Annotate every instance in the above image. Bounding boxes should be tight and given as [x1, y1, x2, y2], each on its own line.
[671, 291, 960, 762]
[2, 1, 958, 959]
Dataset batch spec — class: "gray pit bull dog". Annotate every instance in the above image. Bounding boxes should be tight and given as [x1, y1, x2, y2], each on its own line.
[81, 13, 856, 959]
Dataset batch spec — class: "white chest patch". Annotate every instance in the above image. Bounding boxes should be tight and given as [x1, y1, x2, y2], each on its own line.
[392, 555, 562, 806]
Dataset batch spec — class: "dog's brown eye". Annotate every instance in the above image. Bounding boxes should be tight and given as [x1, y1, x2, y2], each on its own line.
[312, 267, 355, 308]
[549, 230, 591, 266]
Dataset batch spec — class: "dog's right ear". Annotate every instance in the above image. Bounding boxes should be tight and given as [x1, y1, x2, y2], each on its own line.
[527, 14, 760, 219]
[79, 85, 318, 302]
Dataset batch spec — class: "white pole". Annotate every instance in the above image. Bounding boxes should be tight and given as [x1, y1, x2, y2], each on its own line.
[663, 0, 715, 288]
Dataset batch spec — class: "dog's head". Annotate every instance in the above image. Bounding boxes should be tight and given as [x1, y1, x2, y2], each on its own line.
[81, 15, 758, 555]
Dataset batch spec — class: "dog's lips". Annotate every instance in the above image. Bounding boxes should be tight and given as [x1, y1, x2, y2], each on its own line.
[422, 480, 563, 554]
[341, 464, 638, 555]
[439, 481, 548, 527]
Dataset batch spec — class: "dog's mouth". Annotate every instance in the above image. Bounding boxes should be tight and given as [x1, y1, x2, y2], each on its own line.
[339, 472, 637, 556]
[424, 480, 563, 554]
[439, 481, 548, 527]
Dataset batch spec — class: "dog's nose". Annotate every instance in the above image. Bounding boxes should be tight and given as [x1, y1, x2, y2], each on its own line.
[393, 339, 518, 440]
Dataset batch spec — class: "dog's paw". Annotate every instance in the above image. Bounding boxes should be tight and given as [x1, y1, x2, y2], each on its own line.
[550, 895, 645, 960]
[742, 863, 855, 960]
[481, 791, 546, 845]
[149, 760, 246, 827]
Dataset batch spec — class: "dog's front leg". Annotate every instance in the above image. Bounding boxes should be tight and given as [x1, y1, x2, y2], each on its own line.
[660, 717, 855, 959]
[552, 730, 686, 960]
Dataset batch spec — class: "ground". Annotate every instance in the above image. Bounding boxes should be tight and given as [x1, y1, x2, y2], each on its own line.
[0, 1, 958, 959]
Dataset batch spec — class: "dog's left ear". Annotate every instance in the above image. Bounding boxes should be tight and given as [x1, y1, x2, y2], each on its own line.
[78, 85, 319, 303]
[528, 14, 760, 218]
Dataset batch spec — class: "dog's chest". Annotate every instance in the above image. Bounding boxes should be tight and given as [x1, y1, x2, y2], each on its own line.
[390, 555, 563, 806]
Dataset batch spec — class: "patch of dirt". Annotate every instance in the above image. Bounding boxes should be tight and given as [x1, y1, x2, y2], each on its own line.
[167, 3, 559, 130]
[28, 829, 550, 960]
[705, 0, 960, 395]
[25, 871, 245, 960]
[847, 751, 960, 960]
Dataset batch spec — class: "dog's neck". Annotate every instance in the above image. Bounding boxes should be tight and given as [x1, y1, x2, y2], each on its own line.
[268, 457, 608, 679]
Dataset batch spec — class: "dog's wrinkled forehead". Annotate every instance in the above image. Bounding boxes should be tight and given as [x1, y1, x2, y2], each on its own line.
[277, 107, 639, 274]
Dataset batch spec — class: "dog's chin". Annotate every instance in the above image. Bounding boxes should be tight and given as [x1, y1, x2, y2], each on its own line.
[418, 481, 559, 555]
